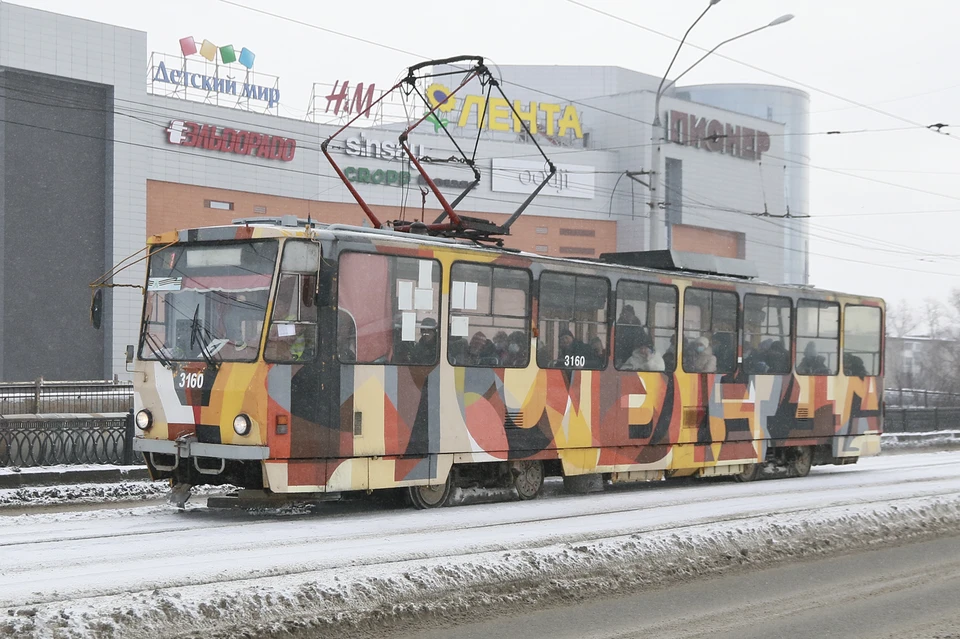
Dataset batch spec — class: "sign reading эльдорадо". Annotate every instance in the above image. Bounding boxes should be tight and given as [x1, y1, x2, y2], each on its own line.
[165, 120, 297, 162]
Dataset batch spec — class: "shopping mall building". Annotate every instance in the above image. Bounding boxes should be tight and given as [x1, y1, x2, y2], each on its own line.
[0, 2, 811, 381]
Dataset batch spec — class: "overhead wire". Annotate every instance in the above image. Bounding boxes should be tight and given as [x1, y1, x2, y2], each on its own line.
[5, 11, 960, 275]
[563, 0, 958, 143]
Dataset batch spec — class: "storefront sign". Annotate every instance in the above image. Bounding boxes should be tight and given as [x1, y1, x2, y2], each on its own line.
[425, 83, 583, 139]
[343, 136, 425, 161]
[491, 159, 595, 200]
[325, 80, 377, 118]
[344, 167, 473, 190]
[666, 110, 771, 161]
[152, 60, 280, 108]
[165, 120, 297, 161]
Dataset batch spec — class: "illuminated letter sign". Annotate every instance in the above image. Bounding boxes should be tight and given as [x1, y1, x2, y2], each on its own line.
[325, 80, 377, 118]
[165, 120, 297, 161]
[424, 83, 584, 139]
[665, 110, 770, 161]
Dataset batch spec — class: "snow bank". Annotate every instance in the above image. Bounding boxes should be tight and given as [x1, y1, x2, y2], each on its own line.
[880, 430, 960, 449]
[4, 494, 960, 639]
[0, 481, 231, 508]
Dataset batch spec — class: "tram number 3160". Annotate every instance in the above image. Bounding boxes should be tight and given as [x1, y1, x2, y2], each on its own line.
[178, 372, 205, 389]
[564, 355, 586, 367]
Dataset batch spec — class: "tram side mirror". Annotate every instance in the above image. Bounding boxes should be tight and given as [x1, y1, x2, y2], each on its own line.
[90, 289, 104, 330]
[125, 344, 135, 365]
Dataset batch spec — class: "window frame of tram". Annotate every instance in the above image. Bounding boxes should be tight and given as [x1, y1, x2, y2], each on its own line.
[795, 299, 841, 376]
[613, 280, 679, 373]
[741, 293, 793, 375]
[264, 240, 321, 364]
[447, 262, 533, 368]
[842, 304, 883, 377]
[681, 288, 739, 374]
[335, 251, 442, 366]
[536, 272, 610, 370]
[139, 240, 279, 364]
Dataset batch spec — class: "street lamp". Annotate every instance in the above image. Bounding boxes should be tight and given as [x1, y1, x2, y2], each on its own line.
[647, 12, 795, 251]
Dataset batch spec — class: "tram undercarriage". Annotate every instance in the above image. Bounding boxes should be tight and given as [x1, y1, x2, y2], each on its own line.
[141, 441, 862, 511]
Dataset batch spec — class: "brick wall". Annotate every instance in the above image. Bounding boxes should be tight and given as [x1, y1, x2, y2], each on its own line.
[147, 180, 618, 258]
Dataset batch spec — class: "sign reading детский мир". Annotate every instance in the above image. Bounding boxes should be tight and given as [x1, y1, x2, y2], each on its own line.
[149, 36, 281, 110]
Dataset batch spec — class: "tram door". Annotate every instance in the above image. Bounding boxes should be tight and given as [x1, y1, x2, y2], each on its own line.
[336, 251, 443, 471]
[264, 240, 329, 459]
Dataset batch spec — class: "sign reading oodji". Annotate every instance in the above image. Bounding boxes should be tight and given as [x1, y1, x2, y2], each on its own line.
[165, 120, 297, 162]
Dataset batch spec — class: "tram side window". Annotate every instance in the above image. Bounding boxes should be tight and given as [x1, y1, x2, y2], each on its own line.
[682, 288, 738, 374]
[265, 240, 319, 363]
[337, 252, 441, 366]
[796, 299, 840, 375]
[843, 305, 882, 377]
[742, 294, 792, 375]
[537, 272, 609, 370]
[448, 263, 531, 368]
[614, 281, 678, 372]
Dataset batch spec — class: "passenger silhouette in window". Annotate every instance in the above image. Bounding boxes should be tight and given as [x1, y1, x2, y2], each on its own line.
[408, 318, 439, 365]
[501, 331, 529, 367]
[555, 329, 594, 367]
[686, 336, 717, 373]
[797, 341, 830, 375]
[467, 331, 498, 365]
[843, 353, 868, 378]
[614, 305, 648, 367]
[623, 337, 665, 371]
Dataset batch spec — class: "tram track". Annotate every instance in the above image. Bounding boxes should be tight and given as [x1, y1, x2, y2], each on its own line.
[1, 456, 958, 551]
[4, 453, 960, 639]
[7, 489, 960, 623]
[4, 461, 960, 609]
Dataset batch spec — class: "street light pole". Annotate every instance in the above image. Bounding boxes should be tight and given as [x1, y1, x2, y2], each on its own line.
[648, 0, 721, 251]
[648, 11, 795, 252]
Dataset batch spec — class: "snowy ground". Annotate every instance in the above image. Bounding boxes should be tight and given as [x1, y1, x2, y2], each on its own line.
[2, 451, 960, 639]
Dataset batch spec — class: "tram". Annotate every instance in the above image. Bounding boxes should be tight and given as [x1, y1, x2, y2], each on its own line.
[111, 57, 883, 508]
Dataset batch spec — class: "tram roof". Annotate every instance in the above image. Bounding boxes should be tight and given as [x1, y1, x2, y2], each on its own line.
[146, 218, 883, 304]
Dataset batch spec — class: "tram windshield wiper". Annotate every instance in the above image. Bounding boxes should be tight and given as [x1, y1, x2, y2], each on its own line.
[190, 303, 220, 369]
[143, 331, 172, 369]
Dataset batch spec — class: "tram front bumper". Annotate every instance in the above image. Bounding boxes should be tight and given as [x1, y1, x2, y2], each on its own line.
[134, 437, 270, 476]
[134, 437, 270, 460]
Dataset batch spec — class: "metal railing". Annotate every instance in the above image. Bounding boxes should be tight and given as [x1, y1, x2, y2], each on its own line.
[0, 379, 136, 468]
[882, 407, 960, 434]
[885, 387, 960, 408]
[0, 412, 135, 467]
[0, 379, 133, 414]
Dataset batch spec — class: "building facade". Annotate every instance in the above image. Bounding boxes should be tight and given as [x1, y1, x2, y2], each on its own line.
[0, 3, 810, 381]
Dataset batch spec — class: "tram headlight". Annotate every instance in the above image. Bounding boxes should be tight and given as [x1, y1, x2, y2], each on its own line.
[135, 410, 153, 430]
[233, 414, 252, 436]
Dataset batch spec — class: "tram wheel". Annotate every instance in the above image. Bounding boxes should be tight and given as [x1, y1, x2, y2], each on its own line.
[512, 460, 544, 500]
[407, 475, 454, 510]
[787, 446, 813, 478]
[733, 463, 761, 482]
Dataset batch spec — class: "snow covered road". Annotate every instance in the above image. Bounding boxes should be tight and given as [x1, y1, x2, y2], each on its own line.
[4, 451, 960, 638]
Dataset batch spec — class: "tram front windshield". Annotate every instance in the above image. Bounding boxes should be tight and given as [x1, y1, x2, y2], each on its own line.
[140, 240, 279, 363]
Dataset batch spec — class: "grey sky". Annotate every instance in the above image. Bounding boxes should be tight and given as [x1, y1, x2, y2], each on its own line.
[8, 0, 960, 310]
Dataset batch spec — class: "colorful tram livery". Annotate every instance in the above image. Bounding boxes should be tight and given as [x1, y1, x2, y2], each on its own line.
[131, 218, 883, 507]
